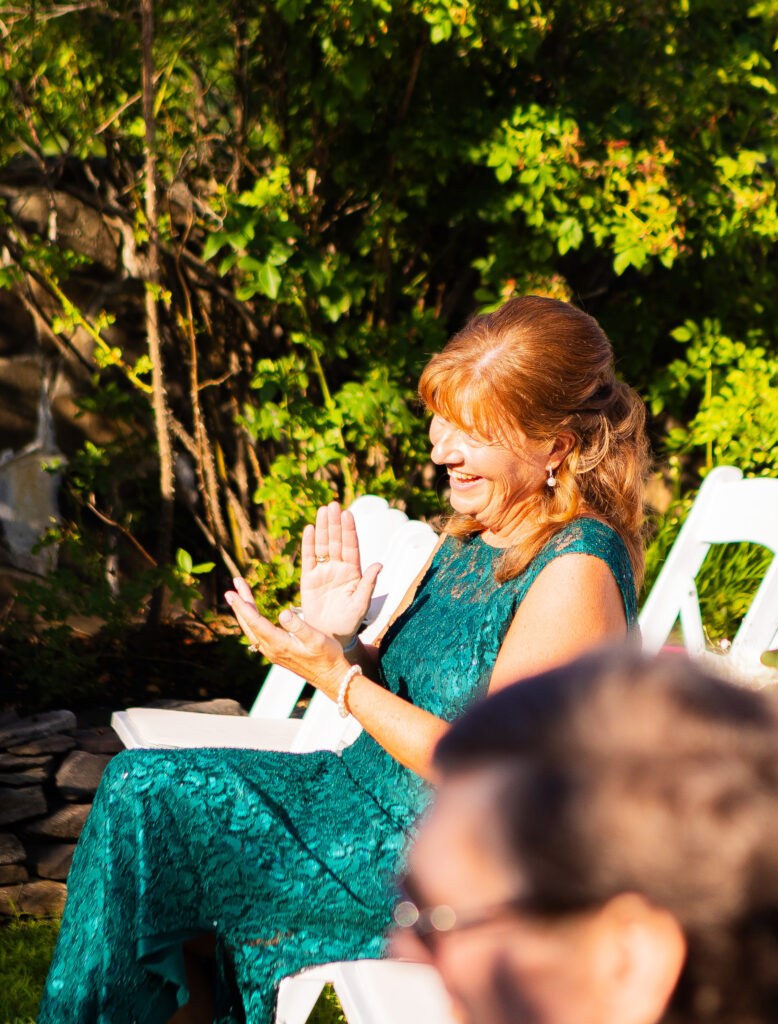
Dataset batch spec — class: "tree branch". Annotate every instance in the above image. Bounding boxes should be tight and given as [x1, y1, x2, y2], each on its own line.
[141, 0, 175, 626]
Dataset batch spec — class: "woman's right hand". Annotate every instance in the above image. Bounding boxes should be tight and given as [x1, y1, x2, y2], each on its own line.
[299, 501, 382, 646]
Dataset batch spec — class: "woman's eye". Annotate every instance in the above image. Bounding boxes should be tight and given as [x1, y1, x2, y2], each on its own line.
[429, 415, 449, 438]
[464, 429, 488, 447]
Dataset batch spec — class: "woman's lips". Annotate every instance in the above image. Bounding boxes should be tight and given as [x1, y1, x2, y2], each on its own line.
[448, 468, 483, 488]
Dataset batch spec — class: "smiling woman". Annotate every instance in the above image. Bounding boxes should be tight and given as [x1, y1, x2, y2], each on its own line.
[40, 296, 650, 1024]
[428, 411, 556, 542]
[420, 295, 648, 585]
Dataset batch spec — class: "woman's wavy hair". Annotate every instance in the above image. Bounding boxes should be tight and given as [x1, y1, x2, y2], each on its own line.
[418, 295, 650, 588]
[435, 648, 778, 1024]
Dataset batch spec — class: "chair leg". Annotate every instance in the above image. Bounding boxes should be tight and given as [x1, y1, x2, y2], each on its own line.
[275, 972, 327, 1024]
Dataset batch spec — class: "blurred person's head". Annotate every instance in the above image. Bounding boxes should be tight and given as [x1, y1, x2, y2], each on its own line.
[393, 649, 778, 1024]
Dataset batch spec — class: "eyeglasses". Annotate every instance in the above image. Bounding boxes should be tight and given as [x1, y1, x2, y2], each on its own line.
[392, 880, 532, 951]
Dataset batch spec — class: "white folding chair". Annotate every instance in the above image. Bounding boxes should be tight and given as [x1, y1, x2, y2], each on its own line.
[275, 960, 457, 1024]
[639, 466, 778, 677]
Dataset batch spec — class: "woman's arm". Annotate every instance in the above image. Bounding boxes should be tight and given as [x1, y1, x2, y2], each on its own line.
[226, 525, 447, 779]
[488, 552, 628, 693]
[226, 550, 627, 783]
[224, 589, 448, 781]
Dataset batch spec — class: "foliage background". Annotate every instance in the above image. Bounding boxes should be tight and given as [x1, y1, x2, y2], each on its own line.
[1, 0, 777, 701]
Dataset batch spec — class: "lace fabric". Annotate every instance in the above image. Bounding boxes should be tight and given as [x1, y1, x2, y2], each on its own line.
[39, 517, 636, 1024]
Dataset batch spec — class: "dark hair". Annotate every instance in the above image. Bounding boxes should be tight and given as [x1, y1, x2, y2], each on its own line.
[435, 648, 778, 1024]
[419, 296, 649, 587]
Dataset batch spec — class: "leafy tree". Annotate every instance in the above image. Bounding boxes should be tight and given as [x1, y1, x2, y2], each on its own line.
[0, 0, 775, 653]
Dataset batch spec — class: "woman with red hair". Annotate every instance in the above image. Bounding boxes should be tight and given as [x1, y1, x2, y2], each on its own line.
[41, 296, 649, 1024]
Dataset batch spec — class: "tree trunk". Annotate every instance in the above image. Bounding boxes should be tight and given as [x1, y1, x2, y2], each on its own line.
[141, 0, 175, 626]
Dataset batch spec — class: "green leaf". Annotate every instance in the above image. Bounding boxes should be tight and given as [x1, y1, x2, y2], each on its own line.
[217, 251, 240, 276]
[613, 250, 632, 276]
[257, 262, 282, 299]
[176, 548, 193, 574]
[659, 247, 676, 268]
[429, 21, 452, 44]
[201, 234, 225, 262]
[557, 217, 583, 254]
[671, 325, 693, 342]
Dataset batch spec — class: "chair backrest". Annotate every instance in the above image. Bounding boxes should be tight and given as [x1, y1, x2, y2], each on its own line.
[249, 498, 439, 752]
[639, 467, 778, 666]
[351, 496, 410, 571]
[361, 520, 440, 642]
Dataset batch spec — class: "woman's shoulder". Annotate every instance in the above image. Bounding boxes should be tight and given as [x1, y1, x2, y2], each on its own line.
[545, 516, 629, 556]
[537, 516, 633, 576]
[527, 517, 637, 624]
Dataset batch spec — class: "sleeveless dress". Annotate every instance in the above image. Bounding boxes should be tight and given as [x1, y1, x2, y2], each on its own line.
[39, 518, 637, 1024]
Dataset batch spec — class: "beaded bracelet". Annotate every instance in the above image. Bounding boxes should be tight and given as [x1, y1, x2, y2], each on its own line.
[337, 664, 361, 719]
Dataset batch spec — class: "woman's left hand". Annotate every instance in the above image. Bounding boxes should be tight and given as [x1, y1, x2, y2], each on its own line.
[225, 577, 348, 702]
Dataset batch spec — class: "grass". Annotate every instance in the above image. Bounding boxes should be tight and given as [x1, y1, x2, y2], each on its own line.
[0, 914, 344, 1024]
[0, 915, 60, 1024]
[310, 987, 347, 1024]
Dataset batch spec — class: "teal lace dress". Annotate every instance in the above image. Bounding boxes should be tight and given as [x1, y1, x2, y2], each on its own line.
[40, 518, 636, 1024]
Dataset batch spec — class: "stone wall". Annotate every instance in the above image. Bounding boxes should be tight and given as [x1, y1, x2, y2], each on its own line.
[0, 699, 246, 916]
[0, 708, 121, 916]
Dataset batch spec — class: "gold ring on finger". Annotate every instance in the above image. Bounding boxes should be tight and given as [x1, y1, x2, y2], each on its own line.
[248, 642, 262, 654]
[315, 555, 330, 563]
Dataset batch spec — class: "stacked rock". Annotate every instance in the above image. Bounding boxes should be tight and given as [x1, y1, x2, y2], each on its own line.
[0, 698, 247, 917]
[0, 709, 121, 916]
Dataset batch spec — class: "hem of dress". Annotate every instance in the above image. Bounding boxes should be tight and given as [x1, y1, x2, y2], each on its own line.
[137, 927, 209, 1015]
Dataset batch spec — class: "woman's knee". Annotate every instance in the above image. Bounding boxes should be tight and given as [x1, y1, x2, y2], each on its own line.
[96, 747, 167, 802]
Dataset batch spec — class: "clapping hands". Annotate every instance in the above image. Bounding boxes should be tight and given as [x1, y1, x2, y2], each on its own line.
[224, 501, 381, 698]
[300, 501, 382, 646]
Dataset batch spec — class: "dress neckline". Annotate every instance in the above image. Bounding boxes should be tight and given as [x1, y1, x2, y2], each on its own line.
[471, 532, 510, 552]
[470, 516, 613, 553]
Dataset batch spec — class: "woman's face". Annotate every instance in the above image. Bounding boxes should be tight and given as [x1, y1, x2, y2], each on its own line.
[392, 771, 622, 1024]
[428, 413, 551, 542]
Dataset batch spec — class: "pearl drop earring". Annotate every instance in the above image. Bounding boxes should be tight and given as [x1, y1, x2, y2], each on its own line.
[546, 465, 557, 489]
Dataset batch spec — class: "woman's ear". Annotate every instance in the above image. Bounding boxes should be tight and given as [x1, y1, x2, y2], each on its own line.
[549, 431, 576, 470]
[595, 893, 687, 1024]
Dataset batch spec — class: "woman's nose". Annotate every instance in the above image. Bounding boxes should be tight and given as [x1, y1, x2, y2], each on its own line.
[430, 424, 462, 465]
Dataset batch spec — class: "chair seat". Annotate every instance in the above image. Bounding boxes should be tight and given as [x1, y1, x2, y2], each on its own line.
[111, 708, 304, 751]
[276, 959, 458, 1024]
